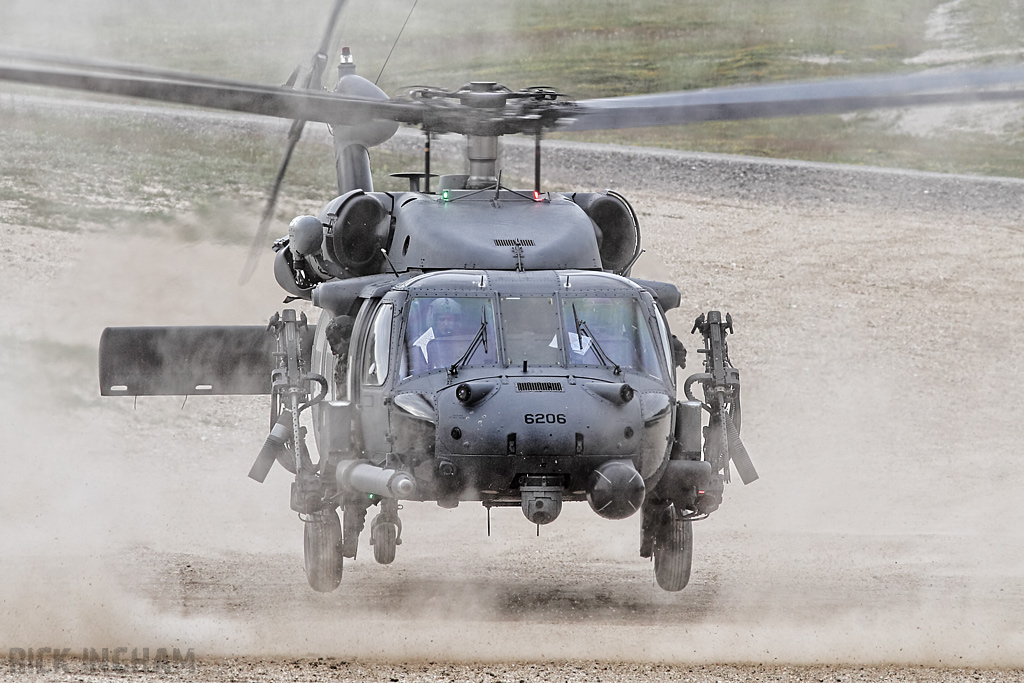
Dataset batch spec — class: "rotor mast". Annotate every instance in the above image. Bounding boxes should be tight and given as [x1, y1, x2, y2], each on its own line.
[466, 134, 499, 189]
[460, 82, 504, 189]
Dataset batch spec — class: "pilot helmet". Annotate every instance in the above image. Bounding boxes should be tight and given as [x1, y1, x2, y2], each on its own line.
[429, 297, 462, 334]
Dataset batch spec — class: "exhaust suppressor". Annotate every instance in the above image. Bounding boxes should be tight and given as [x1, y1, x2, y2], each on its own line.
[336, 460, 417, 499]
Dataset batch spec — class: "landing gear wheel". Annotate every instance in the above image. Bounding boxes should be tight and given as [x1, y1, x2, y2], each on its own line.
[653, 510, 693, 592]
[303, 508, 343, 592]
[370, 498, 402, 565]
[371, 521, 398, 564]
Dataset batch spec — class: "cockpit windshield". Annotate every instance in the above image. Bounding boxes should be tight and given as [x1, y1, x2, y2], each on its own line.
[561, 297, 663, 379]
[398, 290, 663, 381]
[500, 296, 562, 367]
[401, 296, 497, 378]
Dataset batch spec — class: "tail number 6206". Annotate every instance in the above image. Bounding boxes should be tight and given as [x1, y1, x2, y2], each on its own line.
[524, 413, 567, 424]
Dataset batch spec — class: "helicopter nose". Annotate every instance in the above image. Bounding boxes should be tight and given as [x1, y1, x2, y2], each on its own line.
[438, 378, 643, 459]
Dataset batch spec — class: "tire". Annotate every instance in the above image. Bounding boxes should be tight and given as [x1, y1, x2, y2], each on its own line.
[372, 522, 398, 565]
[653, 515, 693, 592]
[303, 509, 343, 592]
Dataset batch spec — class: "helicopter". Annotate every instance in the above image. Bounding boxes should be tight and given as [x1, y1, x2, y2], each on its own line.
[3, 1, 1024, 593]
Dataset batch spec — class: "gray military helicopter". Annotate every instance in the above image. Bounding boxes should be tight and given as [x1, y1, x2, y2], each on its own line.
[3, 1, 1024, 592]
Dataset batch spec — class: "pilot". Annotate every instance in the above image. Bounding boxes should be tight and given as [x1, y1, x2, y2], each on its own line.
[429, 297, 462, 337]
[421, 298, 463, 369]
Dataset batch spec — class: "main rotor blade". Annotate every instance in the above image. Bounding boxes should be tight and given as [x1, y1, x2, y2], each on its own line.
[239, 0, 348, 284]
[561, 66, 1024, 131]
[0, 59, 422, 126]
[0, 48, 272, 90]
[315, 0, 347, 62]
[239, 124, 303, 284]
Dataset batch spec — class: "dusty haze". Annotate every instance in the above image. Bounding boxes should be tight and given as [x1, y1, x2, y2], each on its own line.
[1, 99, 1023, 673]
[1, 0, 1024, 678]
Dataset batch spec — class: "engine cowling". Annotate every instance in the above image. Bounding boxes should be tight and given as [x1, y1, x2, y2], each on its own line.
[572, 191, 640, 274]
[323, 192, 390, 276]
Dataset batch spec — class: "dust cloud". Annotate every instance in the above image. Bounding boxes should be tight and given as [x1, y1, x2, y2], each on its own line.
[629, 188, 1024, 668]
[1, 170, 1023, 669]
[1, 0, 1024, 673]
[0, 229, 292, 647]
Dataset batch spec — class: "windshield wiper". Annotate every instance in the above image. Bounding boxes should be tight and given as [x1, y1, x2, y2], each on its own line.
[449, 308, 489, 376]
[571, 303, 622, 375]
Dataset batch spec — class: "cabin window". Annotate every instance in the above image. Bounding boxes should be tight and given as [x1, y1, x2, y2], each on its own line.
[401, 296, 497, 378]
[361, 302, 393, 386]
[653, 307, 674, 383]
[560, 297, 663, 379]
[500, 296, 562, 367]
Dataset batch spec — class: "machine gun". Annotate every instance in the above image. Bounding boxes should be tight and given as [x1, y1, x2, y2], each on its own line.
[685, 311, 758, 497]
[247, 310, 328, 515]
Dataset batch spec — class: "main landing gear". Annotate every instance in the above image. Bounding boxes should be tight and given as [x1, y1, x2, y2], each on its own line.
[640, 500, 693, 592]
[303, 508, 343, 593]
[302, 498, 404, 592]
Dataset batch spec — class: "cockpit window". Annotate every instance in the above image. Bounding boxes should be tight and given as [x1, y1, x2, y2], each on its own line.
[560, 297, 663, 379]
[500, 296, 562, 367]
[401, 296, 497, 378]
[362, 302, 393, 386]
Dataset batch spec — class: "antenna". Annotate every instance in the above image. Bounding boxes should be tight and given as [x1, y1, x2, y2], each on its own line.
[534, 130, 541, 193]
[375, 0, 419, 85]
[424, 129, 431, 194]
[621, 248, 645, 274]
[380, 248, 399, 276]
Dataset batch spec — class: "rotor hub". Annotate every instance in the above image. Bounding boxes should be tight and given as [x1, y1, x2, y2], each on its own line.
[457, 82, 510, 109]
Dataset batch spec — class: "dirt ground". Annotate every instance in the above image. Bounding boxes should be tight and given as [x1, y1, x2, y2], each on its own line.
[1, 105, 1023, 681]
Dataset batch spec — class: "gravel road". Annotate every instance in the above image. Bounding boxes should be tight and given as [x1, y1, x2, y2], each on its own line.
[1, 99, 1022, 681]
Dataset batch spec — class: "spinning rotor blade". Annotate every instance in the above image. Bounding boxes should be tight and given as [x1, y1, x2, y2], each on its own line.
[7, 50, 1024, 137]
[0, 57, 419, 126]
[314, 0, 348, 64]
[561, 66, 1024, 131]
[240, 0, 350, 284]
[0, 47, 275, 90]
[244, 125, 302, 284]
